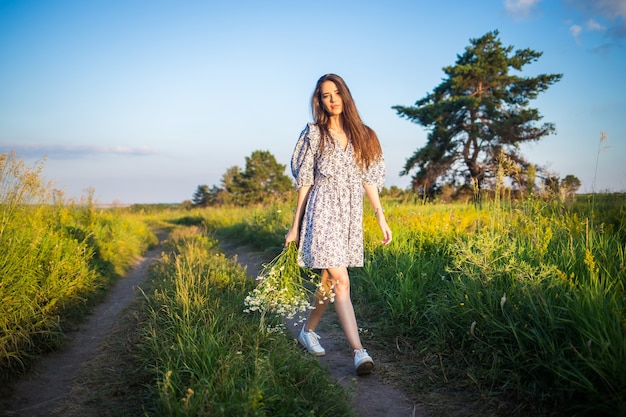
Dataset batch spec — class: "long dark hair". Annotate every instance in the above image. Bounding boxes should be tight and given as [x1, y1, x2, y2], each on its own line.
[311, 74, 382, 169]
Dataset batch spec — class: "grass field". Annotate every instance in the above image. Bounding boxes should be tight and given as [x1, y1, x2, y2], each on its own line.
[1, 151, 624, 416]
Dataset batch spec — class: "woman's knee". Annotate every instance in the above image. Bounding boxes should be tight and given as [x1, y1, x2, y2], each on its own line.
[328, 268, 350, 294]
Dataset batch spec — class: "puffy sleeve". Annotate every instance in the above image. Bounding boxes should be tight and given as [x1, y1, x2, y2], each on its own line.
[291, 123, 320, 189]
[362, 156, 385, 192]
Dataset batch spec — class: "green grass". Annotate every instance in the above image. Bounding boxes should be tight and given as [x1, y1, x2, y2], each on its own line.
[180, 196, 625, 416]
[356, 198, 625, 416]
[139, 228, 354, 417]
[3, 150, 624, 416]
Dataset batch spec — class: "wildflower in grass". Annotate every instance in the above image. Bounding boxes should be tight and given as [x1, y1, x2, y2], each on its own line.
[244, 242, 331, 326]
[500, 293, 507, 310]
[584, 249, 599, 275]
[556, 269, 576, 288]
[182, 388, 194, 405]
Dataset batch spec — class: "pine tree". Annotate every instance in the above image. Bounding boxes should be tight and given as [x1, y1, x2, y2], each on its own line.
[393, 30, 562, 195]
[192, 184, 210, 206]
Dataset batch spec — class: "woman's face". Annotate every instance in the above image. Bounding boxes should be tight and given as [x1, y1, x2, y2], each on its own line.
[320, 80, 343, 116]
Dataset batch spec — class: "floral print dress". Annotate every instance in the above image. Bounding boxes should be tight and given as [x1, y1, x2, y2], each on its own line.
[291, 123, 385, 269]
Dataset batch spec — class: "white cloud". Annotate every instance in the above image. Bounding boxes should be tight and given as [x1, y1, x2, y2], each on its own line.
[0, 144, 160, 159]
[587, 18, 607, 31]
[570, 24, 583, 43]
[564, 0, 626, 46]
[504, 0, 542, 18]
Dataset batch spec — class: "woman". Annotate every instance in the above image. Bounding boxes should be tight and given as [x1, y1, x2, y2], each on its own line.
[285, 73, 392, 376]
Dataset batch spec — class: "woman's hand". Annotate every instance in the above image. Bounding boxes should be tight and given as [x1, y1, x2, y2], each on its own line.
[363, 183, 391, 245]
[377, 214, 392, 245]
[285, 227, 299, 247]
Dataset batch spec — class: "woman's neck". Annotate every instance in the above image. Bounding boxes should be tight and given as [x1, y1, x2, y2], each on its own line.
[327, 116, 343, 132]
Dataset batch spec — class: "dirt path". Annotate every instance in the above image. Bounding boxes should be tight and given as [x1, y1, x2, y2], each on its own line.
[1, 238, 428, 417]
[1, 238, 166, 417]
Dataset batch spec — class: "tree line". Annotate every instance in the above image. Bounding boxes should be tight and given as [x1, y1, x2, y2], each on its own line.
[191, 30, 582, 207]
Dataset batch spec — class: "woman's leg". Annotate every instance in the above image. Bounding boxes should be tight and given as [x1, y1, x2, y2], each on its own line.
[327, 267, 363, 351]
[303, 269, 331, 331]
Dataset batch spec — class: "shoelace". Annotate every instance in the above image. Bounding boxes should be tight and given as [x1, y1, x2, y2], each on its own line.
[303, 330, 321, 345]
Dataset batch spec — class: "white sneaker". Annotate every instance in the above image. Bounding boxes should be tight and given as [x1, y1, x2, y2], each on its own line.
[354, 348, 374, 375]
[298, 328, 325, 356]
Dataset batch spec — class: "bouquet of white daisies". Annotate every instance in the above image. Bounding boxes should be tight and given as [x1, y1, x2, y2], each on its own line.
[244, 242, 334, 332]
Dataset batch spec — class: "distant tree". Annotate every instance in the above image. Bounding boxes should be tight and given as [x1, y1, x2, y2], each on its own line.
[221, 166, 241, 192]
[181, 199, 194, 210]
[524, 164, 537, 197]
[192, 184, 210, 206]
[392, 30, 562, 196]
[544, 174, 560, 196]
[380, 185, 405, 199]
[216, 166, 241, 205]
[541, 173, 581, 202]
[207, 185, 225, 205]
[561, 174, 581, 201]
[221, 150, 293, 205]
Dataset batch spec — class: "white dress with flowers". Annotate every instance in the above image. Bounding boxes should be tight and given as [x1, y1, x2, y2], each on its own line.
[291, 123, 385, 269]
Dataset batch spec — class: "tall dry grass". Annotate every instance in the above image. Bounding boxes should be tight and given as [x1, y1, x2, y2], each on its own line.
[0, 152, 157, 379]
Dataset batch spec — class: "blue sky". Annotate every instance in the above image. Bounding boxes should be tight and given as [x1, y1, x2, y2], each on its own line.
[1, 0, 624, 204]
